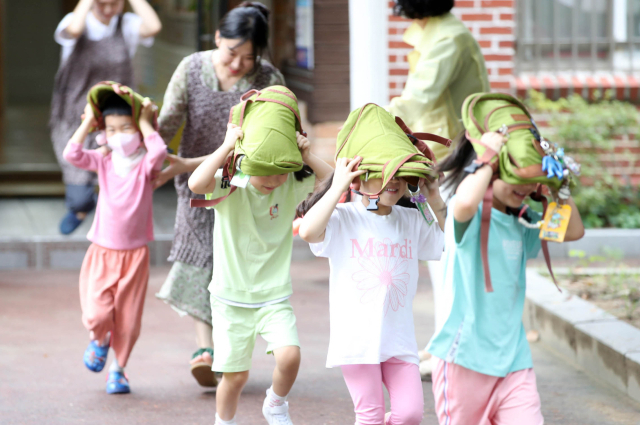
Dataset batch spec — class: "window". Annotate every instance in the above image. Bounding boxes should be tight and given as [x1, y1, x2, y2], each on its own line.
[517, 0, 640, 73]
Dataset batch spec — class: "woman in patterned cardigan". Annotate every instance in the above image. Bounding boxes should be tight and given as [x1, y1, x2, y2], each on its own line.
[154, 2, 284, 388]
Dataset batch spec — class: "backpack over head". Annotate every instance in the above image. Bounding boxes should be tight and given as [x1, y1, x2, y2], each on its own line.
[461, 92, 581, 292]
[191, 86, 305, 208]
[87, 81, 157, 133]
[335, 103, 452, 210]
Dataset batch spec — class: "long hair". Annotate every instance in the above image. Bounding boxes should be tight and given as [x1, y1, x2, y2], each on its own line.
[296, 171, 352, 218]
[437, 131, 477, 202]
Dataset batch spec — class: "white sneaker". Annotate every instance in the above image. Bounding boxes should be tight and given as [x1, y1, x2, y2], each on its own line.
[262, 389, 293, 425]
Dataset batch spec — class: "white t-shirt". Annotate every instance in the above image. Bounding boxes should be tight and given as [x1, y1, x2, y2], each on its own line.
[310, 201, 444, 368]
[54, 12, 154, 64]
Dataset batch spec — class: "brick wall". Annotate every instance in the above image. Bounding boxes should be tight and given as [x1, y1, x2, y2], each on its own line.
[387, 0, 515, 102]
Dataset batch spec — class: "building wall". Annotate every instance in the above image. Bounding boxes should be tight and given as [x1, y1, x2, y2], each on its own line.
[387, 0, 515, 102]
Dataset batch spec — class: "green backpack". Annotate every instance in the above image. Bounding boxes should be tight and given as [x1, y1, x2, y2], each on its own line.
[461, 92, 581, 292]
[191, 86, 305, 208]
[87, 81, 156, 132]
[335, 103, 452, 210]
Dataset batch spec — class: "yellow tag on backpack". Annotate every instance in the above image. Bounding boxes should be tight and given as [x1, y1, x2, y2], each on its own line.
[539, 202, 572, 243]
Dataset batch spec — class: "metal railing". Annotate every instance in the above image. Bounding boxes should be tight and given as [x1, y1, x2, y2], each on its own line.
[517, 0, 640, 73]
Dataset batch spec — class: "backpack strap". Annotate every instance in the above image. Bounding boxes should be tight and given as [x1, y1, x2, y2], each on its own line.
[190, 186, 238, 208]
[480, 185, 495, 292]
[530, 185, 560, 291]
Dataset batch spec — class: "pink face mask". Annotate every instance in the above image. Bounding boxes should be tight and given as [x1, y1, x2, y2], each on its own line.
[106, 132, 141, 157]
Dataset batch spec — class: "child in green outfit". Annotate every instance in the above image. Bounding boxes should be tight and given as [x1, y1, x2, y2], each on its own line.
[189, 120, 332, 425]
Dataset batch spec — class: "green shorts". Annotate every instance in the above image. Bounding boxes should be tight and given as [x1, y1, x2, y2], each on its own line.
[211, 297, 300, 373]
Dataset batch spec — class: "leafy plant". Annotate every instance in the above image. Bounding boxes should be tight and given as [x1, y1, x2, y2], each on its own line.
[525, 90, 640, 228]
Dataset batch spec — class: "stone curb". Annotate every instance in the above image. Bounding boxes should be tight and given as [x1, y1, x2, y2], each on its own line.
[523, 269, 640, 403]
[0, 235, 315, 269]
[540, 228, 640, 259]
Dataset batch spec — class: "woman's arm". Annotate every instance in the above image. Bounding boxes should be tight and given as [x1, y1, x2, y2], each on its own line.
[562, 197, 585, 242]
[298, 157, 365, 243]
[453, 132, 506, 223]
[188, 124, 243, 194]
[61, 0, 93, 39]
[128, 0, 162, 37]
[297, 132, 333, 181]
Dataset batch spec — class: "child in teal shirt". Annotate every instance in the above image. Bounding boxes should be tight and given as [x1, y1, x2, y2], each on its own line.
[427, 132, 585, 425]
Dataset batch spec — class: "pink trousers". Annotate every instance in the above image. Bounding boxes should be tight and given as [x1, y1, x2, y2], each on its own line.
[79, 243, 149, 367]
[341, 357, 424, 425]
[432, 358, 544, 425]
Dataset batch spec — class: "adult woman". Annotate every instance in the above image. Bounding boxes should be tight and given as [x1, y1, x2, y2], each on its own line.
[387, 0, 489, 161]
[154, 2, 285, 388]
[386, 0, 490, 380]
[51, 0, 162, 234]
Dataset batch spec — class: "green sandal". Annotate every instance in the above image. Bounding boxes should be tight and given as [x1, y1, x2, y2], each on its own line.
[190, 348, 217, 388]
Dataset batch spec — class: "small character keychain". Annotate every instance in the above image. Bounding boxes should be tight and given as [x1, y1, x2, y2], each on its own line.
[539, 198, 572, 242]
[409, 190, 435, 226]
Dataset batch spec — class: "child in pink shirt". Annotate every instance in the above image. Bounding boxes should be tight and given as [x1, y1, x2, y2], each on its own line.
[63, 93, 166, 394]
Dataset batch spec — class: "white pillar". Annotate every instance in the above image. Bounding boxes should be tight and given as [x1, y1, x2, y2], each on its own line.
[349, 0, 389, 110]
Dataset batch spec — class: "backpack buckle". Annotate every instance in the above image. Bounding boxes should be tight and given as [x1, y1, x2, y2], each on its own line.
[221, 176, 230, 189]
[366, 196, 380, 211]
[498, 124, 510, 138]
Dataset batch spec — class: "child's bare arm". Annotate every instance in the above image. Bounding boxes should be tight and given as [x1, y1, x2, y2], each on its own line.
[297, 132, 333, 181]
[299, 157, 365, 243]
[563, 197, 585, 241]
[139, 100, 167, 173]
[419, 177, 446, 231]
[453, 132, 506, 223]
[63, 103, 101, 171]
[188, 124, 242, 194]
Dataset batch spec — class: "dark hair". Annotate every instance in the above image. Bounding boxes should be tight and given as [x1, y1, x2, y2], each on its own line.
[219, 2, 270, 69]
[294, 164, 314, 182]
[101, 94, 132, 117]
[296, 171, 352, 218]
[393, 0, 454, 19]
[436, 131, 477, 202]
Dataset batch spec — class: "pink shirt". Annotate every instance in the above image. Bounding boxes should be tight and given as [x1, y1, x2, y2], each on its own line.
[63, 132, 167, 250]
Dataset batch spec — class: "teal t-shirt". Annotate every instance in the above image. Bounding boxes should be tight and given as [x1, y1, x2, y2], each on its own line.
[427, 195, 541, 377]
[205, 170, 315, 304]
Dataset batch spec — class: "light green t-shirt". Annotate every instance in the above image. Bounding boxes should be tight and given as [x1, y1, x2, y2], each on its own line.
[205, 169, 315, 304]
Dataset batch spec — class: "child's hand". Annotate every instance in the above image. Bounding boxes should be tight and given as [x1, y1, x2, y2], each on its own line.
[223, 123, 243, 151]
[139, 98, 157, 124]
[81, 103, 97, 127]
[296, 131, 311, 160]
[332, 157, 366, 194]
[480, 131, 507, 153]
[418, 176, 440, 199]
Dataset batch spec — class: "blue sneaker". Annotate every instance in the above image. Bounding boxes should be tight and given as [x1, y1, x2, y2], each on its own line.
[106, 371, 130, 394]
[83, 340, 109, 372]
[60, 211, 84, 235]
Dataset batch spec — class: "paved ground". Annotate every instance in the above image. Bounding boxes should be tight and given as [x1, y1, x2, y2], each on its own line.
[2, 261, 640, 425]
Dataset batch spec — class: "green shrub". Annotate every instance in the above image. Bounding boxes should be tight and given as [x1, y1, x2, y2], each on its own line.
[524, 90, 640, 228]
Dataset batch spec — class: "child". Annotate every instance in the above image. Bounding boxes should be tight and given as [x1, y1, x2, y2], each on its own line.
[188, 91, 332, 424]
[297, 104, 446, 425]
[426, 129, 584, 424]
[63, 92, 167, 394]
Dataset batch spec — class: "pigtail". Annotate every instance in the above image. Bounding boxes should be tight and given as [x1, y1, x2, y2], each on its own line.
[293, 164, 314, 182]
[436, 131, 477, 201]
[295, 171, 351, 218]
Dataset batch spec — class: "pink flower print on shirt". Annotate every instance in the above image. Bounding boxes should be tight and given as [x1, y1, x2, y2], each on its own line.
[351, 238, 410, 315]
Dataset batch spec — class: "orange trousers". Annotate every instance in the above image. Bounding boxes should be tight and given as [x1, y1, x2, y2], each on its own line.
[79, 243, 149, 368]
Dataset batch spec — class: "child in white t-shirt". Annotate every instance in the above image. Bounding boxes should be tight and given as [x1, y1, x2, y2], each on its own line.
[298, 104, 446, 425]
